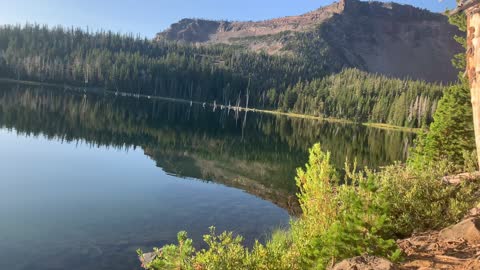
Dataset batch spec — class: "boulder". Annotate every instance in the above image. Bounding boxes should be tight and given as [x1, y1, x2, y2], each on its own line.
[139, 252, 158, 269]
[331, 256, 396, 270]
[439, 217, 480, 245]
[465, 206, 480, 219]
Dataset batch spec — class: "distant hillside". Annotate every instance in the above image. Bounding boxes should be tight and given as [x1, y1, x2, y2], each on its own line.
[0, 23, 446, 128]
[156, 0, 462, 83]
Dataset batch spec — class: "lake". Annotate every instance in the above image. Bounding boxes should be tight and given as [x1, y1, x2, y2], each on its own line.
[0, 83, 415, 270]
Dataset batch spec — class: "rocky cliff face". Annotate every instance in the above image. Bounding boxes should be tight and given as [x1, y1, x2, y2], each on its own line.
[157, 1, 344, 44]
[155, 0, 463, 83]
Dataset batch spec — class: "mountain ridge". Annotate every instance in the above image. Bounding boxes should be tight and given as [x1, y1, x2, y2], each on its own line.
[155, 0, 463, 83]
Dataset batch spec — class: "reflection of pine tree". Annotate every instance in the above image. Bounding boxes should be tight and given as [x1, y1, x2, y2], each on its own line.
[0, 84, 413, 176]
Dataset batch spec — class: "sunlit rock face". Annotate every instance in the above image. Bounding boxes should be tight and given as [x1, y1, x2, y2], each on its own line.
[156, 0, 463, 83]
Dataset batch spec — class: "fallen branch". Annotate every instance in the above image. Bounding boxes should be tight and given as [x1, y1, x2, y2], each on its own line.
[442, 171, 480, 185]
[450, 0, 480, 15]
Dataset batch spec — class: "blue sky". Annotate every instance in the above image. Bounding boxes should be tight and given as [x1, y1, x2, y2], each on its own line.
[0, 0, 457, 37]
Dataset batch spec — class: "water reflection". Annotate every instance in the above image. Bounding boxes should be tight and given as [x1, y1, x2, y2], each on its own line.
[0, 82, 414, 213]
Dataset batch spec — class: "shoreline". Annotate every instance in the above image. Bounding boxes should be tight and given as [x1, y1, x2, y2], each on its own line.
[0, 78, 421, 133]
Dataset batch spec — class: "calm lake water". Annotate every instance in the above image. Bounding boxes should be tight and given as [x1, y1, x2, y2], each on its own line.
[0, 83, 415, 270]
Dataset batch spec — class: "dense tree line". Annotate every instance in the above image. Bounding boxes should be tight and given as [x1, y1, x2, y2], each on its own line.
[0, 24, 319, 106]
[275, 69, 444, 127]
[0, 24, 446, 127]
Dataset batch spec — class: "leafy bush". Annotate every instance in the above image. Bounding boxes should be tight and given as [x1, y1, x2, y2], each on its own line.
[140, 227, 296, 270]
[377, 162, 479, 237]
[194, 227, 254, 270]
[291, 145, 400, 269]
[140, 144, 401, 269]
[138, 231, 195, 270]
[139, 144, 480, 270]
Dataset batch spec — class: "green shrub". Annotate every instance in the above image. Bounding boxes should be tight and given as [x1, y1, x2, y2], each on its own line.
[139, 227, 295, 270]
[409, 83, 475, 172]
[194, 227, 253, 270]
[291, 145, 400, 269]
[139, 231, 195, 270]
[376, 162, 479, 237]
[139, 144, 480, 270]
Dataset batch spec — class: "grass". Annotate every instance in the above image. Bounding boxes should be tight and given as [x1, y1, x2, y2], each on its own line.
[362, 123, 421, 133]
[246, 108, 354, 125]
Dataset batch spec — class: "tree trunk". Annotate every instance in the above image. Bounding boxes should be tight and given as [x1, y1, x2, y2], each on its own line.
[466, 6, 480, 168]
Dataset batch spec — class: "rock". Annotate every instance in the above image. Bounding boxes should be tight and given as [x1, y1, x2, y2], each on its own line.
[463, 260, 480, 270]
[156, 0, 462, 83]
[439, 217, 480, 245]
[139, 252, 158, 269]
[464, 206, 480, 219]
[331, 256, 397, 270]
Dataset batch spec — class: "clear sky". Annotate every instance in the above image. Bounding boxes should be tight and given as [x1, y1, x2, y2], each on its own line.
[0, 0, 457, 38]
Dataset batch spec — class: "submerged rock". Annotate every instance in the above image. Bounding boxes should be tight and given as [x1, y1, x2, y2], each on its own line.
[139, 251, 158, 269]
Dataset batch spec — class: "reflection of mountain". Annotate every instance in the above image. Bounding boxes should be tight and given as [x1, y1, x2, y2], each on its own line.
[0, 83, 415, 213]
[144, 147, 301, 213]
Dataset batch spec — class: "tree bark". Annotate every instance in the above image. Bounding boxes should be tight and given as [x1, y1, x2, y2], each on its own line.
[466, 6, 480, 168]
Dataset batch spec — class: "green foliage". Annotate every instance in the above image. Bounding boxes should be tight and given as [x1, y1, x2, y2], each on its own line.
[292, 145, 400, 268]
[409, 83, 475, 171]
[0, 24, 320, 109]
[283, 25, 343, 76]
[295, 145, 337, 234]
[140, 143, 480, 270]
[278, 69, 444, 128]
[142, 231, 195, 270]
[449, 12, 467, 75]
[142, 144, 407, 270]
[377, 162, 479, 237]
[194, 227, 247, 269]
[0, 24, 446, 128]
[140, 227, 295, 270]
[410, 11, 475, 171]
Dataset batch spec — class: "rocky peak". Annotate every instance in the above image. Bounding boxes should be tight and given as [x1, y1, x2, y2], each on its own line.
[339, 0, 359, 11]
[156, 0, 450, 46]
[155, 0, 348, 44]
[160, 19, 221, 43]
[155, 0, 463, 83]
